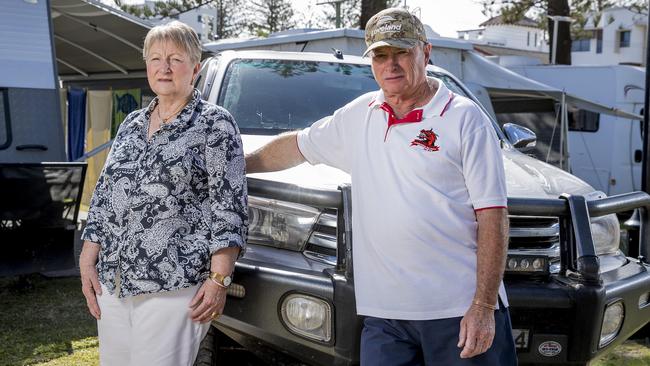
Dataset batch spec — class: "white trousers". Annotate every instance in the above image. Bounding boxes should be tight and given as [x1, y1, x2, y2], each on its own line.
[96, 282, 211, 366]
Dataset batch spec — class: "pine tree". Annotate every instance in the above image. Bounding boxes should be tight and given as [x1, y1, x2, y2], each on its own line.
[247, 0, 296, 37]
[214, 0, 245, 39]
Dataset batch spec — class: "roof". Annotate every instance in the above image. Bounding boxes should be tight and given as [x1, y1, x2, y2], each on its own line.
[480, 15, 539, 28]
[51, 0, 153, 79]
[215, 49, 447, 74]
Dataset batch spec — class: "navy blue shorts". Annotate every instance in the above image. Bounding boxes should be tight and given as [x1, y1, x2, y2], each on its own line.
[360, 305, 517, 366]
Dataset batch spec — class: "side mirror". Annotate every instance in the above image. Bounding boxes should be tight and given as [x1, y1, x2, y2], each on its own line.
[502, 123, 536, 151]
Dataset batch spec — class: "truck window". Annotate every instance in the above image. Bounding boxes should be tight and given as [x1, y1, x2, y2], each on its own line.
[196, 56, 220, 97]
[217, 59, 378, 133]
[0, 89, 10, 150]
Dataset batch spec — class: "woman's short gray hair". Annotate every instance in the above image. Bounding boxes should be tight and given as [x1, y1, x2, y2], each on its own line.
[143, 21, 202, 64]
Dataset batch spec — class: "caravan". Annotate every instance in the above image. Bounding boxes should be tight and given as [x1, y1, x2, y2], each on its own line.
[0, 0, 152, 276]
[0, 0, 85, 276]
[506, 63, 645, 195]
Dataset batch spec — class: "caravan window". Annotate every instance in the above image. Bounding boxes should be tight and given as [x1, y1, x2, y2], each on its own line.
[492, 98, 562, 165]
[568, 108, 599, 132]
[0, 89, 10, 150]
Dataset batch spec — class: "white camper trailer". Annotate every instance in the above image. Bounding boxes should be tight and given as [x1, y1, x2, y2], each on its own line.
[507, 64, 645, 195]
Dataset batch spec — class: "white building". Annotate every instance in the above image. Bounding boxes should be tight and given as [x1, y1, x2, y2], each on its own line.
[144, 1, 218, 43]
[457, 16, 549, 62]
[571, 6, 647, 66]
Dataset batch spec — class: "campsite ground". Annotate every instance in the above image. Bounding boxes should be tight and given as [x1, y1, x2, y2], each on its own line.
[1, 275, 649, 366]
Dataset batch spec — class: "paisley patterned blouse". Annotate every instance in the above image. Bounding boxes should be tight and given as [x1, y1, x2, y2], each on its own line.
[82, 89, 248, 297]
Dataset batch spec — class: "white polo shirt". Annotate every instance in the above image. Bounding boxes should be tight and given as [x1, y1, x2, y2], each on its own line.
[297, 78, 508, 320]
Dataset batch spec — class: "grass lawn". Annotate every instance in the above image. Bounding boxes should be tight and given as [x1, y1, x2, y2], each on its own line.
[0, 275, 649, 365]
[0, 275, 98, 366]
[593, 339, 650, 366]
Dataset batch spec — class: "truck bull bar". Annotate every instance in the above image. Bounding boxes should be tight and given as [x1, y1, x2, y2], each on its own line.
[247, 178, 650, 283]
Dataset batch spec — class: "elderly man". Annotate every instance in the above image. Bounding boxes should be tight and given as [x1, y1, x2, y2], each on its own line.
[245, 8, 517, 365]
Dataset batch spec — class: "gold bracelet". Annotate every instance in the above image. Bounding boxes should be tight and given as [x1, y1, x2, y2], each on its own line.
[472, 300, 497, 310]
[209, 277, 227, 289]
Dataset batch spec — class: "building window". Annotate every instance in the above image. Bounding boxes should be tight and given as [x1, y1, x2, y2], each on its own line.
[572, 38, 591, 52]
[527, 31, 530, 46]
[534, 33, 538, 47]
[619, 30, 631, 48]
[197, 34, 202, 40]
[595, 29, 603, 53]
[197, 15, 202, 22]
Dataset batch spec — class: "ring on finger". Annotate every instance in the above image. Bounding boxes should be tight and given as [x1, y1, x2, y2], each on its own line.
[211, 311, 220, 320]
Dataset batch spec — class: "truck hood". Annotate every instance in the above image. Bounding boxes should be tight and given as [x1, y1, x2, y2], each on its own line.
[243, 135, 596, 199]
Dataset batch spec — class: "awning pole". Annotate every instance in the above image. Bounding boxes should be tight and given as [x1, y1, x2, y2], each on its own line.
[563, 92, 570, 172]
[560, 92, 566, 170]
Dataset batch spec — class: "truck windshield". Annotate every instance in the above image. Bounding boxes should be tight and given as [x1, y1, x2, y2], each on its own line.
[218, 58, 475, 134]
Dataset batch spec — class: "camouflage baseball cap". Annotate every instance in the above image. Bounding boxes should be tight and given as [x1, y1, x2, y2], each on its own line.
[363, 8, 427, 57]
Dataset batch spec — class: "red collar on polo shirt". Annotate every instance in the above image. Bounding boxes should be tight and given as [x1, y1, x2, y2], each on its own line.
[379, 103, 423, 141]
[368, 78, 456, 141]
[380, 103, 424, 125]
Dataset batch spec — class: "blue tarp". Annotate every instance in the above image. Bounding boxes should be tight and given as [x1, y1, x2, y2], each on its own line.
[67, 88, 86, 161]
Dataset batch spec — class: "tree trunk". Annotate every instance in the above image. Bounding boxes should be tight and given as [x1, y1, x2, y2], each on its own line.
[360, 0, 388, 29]
[548, 0, 572, 65]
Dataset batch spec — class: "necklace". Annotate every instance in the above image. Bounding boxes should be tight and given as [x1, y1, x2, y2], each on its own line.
[157, 98, 189, 124]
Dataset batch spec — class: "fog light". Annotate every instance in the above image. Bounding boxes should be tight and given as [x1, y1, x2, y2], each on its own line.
[639, 293, 650, 308]
[505, 255, 549, 275]
[281, 294, 332, 342]
[599, 301, 624, 348]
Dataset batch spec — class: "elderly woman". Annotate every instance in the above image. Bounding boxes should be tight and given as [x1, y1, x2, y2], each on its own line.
[79, 21, 247, 365]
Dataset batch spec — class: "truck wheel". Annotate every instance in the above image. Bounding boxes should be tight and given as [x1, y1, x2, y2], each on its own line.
[194, 325, 219, 366]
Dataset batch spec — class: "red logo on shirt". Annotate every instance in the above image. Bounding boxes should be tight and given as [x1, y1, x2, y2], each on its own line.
[410, 129, 440, 152]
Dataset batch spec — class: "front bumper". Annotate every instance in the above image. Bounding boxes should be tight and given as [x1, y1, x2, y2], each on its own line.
[508, 259, 650, 365]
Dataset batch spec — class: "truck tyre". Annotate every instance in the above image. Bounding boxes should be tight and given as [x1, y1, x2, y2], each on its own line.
[194, 325, 219, 366]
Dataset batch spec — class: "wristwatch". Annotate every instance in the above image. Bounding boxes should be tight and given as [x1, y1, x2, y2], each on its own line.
[209, 271, 232, 288]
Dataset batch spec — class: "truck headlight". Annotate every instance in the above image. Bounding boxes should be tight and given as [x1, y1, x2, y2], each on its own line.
[591, 214, 620, 256]
[280, 294, 332, 342]
[599, 300, 624, 348]
[247, 196, 320, 250]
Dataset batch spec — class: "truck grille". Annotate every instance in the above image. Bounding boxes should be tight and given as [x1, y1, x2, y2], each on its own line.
[508, 216, 560, 251]
[302, 214, 561, 266]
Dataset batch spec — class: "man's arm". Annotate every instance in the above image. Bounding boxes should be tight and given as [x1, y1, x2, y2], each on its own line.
[458, 207, 509, 358]
[474, 207, 509, 309]
[245, 131, 306, 173]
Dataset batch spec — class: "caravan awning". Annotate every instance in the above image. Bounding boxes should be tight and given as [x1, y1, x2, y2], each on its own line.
[51, 0, 153, 80]
[462, 51, 643, 121]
